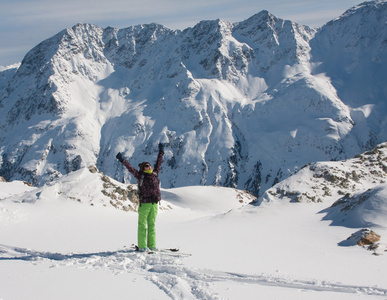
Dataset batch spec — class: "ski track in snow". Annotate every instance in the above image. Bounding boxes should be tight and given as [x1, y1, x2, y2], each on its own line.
[1, 244, 386, 299]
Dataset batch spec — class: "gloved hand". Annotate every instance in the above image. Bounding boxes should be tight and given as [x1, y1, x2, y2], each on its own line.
[116, 152, 123, 162]
[158, 143, 164, 153]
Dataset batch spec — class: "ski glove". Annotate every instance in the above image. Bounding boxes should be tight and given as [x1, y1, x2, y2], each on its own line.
[116, 152, 124, 162]
[158, 143, 164, 153]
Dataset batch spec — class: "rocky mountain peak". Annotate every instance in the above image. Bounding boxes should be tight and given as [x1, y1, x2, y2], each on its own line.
[0, 2, 386, 196]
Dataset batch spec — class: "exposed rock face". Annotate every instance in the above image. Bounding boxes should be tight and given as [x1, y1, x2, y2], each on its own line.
[343, 229, 382, 253]
[356, 229, 381, 246]
[259, 143, 387, 204]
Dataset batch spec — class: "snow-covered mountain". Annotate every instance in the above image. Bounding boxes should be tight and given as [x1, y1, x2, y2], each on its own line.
[0, 1, 386, 196]
[258, 142, 387, 205]
[258, 141, 387, 235]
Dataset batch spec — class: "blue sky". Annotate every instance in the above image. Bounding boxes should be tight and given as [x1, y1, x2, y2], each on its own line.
[0, 0, 363, 66]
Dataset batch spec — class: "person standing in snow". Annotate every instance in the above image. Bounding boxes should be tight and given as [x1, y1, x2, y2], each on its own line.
[116, 143, 164, 252]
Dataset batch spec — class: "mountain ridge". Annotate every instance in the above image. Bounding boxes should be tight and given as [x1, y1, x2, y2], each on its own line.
[0, 1, 386, 195]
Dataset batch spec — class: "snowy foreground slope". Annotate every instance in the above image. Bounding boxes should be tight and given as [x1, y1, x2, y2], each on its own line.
[1, 145, 386, 299]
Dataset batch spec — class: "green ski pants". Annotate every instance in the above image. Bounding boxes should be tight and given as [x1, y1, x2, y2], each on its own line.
[138, 203, 158, 249]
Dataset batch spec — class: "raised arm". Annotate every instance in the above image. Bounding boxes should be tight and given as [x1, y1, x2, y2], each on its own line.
[116, 152, 140, 180]
[153, 143, 164, 173]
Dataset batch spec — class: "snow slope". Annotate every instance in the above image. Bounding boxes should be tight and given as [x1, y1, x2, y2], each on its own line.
[1, 144, 386, 299]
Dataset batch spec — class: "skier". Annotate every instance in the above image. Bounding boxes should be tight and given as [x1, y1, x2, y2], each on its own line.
[116, 143, 164, 252]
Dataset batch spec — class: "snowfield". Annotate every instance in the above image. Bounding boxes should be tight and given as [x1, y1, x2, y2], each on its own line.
[1, 165, 386, 299]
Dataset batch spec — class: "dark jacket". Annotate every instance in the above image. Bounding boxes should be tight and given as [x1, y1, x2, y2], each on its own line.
[122, 150, 164, 203]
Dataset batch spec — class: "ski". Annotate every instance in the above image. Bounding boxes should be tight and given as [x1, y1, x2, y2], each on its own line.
[130, 245, 191, 256]
[160, 248, 179, 252]
[157, 248, 191, 257]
